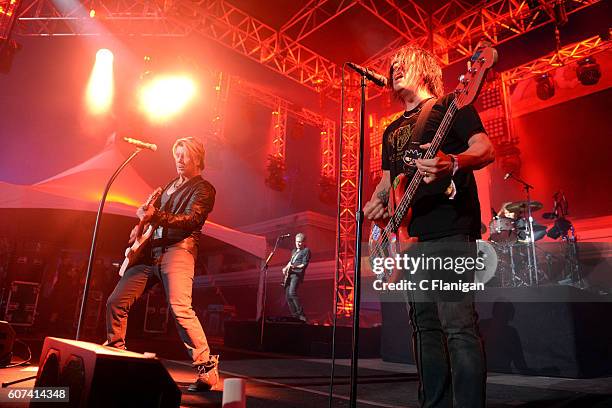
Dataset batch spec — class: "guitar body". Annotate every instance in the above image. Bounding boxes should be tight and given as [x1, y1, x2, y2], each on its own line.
[389, 173, 417, 251]
[369, 173, 417, 281]
[367, 42, 498, 283]
[281, 264, 291, 287]
[118, 224, 154, 277]
[118, 187, 162, 277]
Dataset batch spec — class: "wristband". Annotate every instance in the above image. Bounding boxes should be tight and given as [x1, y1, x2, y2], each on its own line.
[449, 154, 459, 176]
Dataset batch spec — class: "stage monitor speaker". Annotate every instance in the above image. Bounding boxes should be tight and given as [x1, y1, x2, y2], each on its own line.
[0, 320, 16, 366]
[32, 337, 181, 408]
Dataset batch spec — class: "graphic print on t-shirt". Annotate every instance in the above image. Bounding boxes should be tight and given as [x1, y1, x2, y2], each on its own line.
[387, 123, 424, 176]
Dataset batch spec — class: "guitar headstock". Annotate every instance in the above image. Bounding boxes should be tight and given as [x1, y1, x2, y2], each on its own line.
[454, 42, 498, 109]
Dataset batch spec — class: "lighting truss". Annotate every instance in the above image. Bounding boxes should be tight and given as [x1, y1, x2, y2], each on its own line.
[271, 104, 288, 160]
[229, 75, 336, 177]
[209, 71, 231, 144]
[16, 0, 186, 36]
[501, 34, 611, 85]
[335, 84, 360, 318]
[168, 0, 343, 96]
[365, 0, 601, 73]
[1, 0, 22, 39]
[280, 0, 357, 45]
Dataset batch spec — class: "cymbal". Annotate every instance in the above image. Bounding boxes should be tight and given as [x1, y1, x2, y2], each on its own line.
[506, 200, 543, 213]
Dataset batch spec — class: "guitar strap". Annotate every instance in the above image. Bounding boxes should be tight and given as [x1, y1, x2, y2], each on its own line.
[412, 97, 437, 146]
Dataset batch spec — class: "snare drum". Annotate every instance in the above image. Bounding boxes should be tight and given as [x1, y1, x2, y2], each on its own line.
[489, 217, 517, 244]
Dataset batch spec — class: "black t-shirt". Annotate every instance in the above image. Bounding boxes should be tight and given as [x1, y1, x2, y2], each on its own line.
[381, 94, 486, 240]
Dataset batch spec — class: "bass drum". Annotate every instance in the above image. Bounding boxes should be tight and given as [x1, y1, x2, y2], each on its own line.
[489, 217, 516, 244]
[475, 240, 498, 285]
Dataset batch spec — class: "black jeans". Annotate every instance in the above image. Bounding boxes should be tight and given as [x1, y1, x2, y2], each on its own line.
[285, 274, 305, 318]
[406, 234, 486, 408]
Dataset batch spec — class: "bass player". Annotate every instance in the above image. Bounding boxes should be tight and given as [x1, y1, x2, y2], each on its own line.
[363, 45, 495, 407]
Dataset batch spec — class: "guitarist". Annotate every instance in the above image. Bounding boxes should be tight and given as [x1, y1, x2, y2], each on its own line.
[283, 233, 310, 322]
[363, 45, 495, 408]
[104, 137, 219, 392]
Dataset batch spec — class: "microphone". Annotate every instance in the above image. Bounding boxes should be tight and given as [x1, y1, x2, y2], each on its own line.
[504, 172, 512, 180]
[123, 137, 158, 152]
[279, 234, 291, 238]
[346, 62, 387, 87]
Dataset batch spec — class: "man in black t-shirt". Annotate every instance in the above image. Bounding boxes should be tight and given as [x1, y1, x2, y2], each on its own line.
[364, 45, 495, 407]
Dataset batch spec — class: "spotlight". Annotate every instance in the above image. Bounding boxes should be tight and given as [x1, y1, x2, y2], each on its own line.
[535, 73, 554, 100]
[576, 57, 601, 86]
[138, 75, 197, 123]
[86, 48, 114, 114]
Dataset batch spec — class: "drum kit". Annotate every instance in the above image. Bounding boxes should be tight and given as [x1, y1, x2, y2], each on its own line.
[485, 179, 581, 288]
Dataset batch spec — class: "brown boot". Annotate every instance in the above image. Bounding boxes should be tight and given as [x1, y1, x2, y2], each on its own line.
[188, 355, 219, 392]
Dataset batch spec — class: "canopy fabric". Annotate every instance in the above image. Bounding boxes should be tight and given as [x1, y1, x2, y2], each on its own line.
[0, 139, 266, 258]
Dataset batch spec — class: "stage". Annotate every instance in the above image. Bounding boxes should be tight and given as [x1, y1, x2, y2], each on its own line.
[1, 342, 612, 407]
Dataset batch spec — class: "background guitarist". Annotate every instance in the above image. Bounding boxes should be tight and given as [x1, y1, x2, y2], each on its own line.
[283, 233, 310, 323]
[363, 45, 495, 408]
[104, 136, 219, 392]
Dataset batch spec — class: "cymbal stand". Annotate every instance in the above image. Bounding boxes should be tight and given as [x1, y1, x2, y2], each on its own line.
[507, 173, 538, 286]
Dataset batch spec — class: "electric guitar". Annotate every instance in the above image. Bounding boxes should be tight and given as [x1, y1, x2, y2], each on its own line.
[281, 249, 302, 287]
[118, 187, 163, 277]
[368, 43, 498, 282]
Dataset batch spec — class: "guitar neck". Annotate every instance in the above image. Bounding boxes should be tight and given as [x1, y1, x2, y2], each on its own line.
[390, 99, 459, 230]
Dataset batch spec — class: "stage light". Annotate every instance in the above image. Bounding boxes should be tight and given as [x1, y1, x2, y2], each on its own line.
[576, 57, 601, 86]
[138, 75, 197, 123]
[86, 48, 114, 115]
[535, 73, 554, 100]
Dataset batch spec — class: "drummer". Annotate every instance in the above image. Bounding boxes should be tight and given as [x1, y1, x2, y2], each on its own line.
[498, 202, 519, 220]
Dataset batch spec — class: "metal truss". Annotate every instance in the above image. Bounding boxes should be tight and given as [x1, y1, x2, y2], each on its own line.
[335, 84, 360, 318]
[280, 0, 357, 45]
[229, 75, 337, 176]
[16, 0, 186, 36]
[320, 119, 336, 179]
[168, 0, 342, 96]
[501, 34, 611, 84]
[209, 71, 231, 144]
[1, 0, 22, 40]
[271, 104, 288, 160]
[366, 0, 601, 72]
[358, 0, 429, 43]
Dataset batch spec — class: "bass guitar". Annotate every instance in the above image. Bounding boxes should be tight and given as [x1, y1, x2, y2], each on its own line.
[368, 42, 498, 282]
[118, 187, 162, 277]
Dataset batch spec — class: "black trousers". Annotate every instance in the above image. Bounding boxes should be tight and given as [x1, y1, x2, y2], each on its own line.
[285, 274, 305, 318]
[406, 234, 487, 408]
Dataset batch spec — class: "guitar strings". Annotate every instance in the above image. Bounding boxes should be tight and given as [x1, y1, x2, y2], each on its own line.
[370, 100, 458, 261]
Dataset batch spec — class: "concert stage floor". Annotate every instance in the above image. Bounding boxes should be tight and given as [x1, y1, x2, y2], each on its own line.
[2, 348, 612, 407]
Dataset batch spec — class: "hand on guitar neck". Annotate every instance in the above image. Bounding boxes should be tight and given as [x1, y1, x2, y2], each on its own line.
[364, 171, 391, 228]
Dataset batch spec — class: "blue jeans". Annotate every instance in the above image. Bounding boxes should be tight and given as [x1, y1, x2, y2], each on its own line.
[406, 234, 486, 408]
[105, 246, 211, 365]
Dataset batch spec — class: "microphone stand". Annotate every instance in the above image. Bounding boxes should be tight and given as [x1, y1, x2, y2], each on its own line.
[76, 148, 145, 340]
[259, 235, 284, 347]
[507, 173, 539, 286]
[348, 74, 367, 408]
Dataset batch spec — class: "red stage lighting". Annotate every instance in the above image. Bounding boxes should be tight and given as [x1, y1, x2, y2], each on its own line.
[535, 73, 555, 100]
[576, 57, 601, 86]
